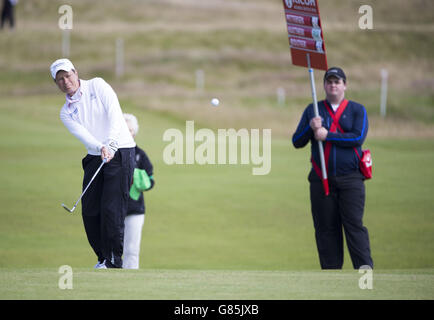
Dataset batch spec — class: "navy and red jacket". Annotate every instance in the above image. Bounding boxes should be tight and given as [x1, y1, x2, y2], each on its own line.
[292, 99, 368, 177]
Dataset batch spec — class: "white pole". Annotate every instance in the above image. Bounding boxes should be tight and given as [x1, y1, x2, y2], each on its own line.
[62, 29, 70, 57]
[307, 54, 329, 195]
[277, 87, 286, 106]
[380, 68, 388, 117]
[196, 69, 204, 92]
[116, 38, 124, 78]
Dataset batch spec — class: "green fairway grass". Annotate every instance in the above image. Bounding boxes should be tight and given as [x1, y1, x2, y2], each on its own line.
[0, 96, 433, 274]
[0, 268, 433, 300]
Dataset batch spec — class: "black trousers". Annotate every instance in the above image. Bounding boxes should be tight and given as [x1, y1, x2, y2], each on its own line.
[81, 148, 135, 268]
[1, 0, 14, 29]
[309, 170, 373, 269]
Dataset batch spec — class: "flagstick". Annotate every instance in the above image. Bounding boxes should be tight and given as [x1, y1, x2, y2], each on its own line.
[307, 54, 329, 196]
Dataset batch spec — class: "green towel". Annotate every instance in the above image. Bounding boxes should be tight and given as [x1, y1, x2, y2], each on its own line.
[129, 168, 152, 201]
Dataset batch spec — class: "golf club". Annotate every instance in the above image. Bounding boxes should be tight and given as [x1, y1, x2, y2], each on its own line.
[61, 158, 107, 213]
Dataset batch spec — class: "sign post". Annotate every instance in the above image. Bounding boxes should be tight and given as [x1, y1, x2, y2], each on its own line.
[282, 0, 330, 195]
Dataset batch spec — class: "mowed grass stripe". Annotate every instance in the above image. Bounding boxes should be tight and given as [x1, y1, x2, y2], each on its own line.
[0, 268, 433, 300]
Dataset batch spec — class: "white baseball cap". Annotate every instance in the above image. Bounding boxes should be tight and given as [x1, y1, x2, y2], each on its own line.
[50, 58, 75, 79]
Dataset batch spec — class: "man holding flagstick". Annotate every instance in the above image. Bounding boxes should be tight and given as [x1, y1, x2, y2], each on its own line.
[282, 0, 373, 269]
[292, 67, 373, 269]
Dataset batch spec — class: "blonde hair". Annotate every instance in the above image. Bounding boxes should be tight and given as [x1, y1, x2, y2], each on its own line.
[123, 113, 139, 136]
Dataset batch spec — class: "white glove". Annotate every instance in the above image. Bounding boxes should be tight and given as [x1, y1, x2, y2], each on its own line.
[105, 140, 118, 157]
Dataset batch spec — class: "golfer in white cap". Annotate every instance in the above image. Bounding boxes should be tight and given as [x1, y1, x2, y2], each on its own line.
[51, 58, 136, 269]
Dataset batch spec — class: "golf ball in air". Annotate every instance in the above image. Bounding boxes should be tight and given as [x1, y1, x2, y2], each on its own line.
[211, 98, 219, 107]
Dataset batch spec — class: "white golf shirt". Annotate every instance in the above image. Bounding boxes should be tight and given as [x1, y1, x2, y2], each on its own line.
[60, 78, 135, 155]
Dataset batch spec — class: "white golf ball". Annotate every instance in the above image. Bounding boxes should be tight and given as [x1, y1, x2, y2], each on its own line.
[211, 98, 219, 107]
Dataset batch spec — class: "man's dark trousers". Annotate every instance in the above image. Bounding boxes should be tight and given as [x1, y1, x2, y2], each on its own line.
[81, 148, 135, 268]
[309, 170, 373, 269]
[1, 0, 14, 29]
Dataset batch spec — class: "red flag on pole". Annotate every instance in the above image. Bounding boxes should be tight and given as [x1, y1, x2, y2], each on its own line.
[283, 0, 330, 195]
[283, 0, 328, 71]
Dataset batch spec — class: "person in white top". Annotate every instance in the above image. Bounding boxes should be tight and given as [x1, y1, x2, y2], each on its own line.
[51, 58, 136, 269]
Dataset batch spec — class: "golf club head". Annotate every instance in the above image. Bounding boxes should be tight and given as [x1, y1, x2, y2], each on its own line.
[61, 203, 75, 213]
[60, 159, 105, 215]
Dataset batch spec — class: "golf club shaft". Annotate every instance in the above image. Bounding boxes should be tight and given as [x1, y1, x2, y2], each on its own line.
[72, 158, 106, 209]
